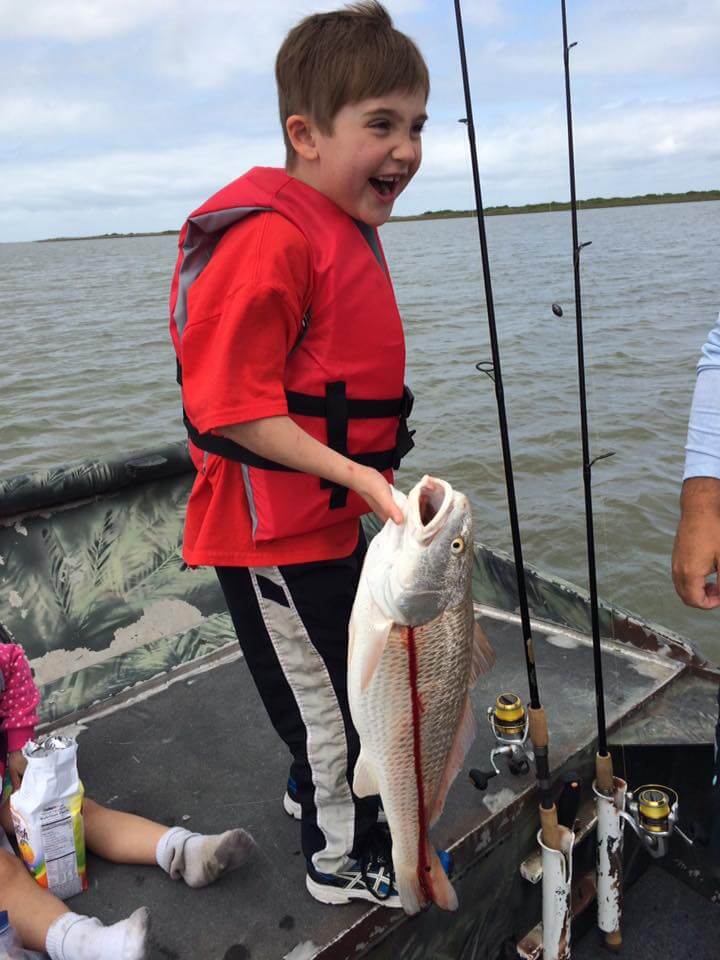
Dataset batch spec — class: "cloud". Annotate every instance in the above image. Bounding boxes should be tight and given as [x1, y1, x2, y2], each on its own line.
[572, 0, 720, 78]
[0, 134, 285, 240]
[1, 1, 718, 240]
[410, 96, 720, 208]
[0, 96, 106, 136]
[0, 0, 174, 41]
[151, 0, 428, 90]
[0, 0, 427, 47]
[3, 95, 716, 241]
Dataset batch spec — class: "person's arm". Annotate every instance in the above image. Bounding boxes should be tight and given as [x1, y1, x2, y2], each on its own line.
[218, 416, 403, 525]
[0, 644, 40, 789]
[672, 315, 720, 608]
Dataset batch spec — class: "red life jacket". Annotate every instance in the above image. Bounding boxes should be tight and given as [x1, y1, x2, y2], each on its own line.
[169, 167, 414, 544]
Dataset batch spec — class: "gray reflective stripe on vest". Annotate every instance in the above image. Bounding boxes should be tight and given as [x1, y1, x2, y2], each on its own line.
[353, 219, 386, 274]
[241, 464, 259, 538]
[0, 669, 4, 696]
[174, 205, 272, 338]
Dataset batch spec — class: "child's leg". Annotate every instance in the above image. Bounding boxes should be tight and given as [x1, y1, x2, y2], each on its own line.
[216, 530, 376, 878]
[84, 797, 255, 888]
[0, 848, 68, 952]
[0, 810, 149, 960]
[83, 798, 166, 864]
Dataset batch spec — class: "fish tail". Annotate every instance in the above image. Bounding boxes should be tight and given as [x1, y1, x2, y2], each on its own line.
[395, 862, 429, 916]
[395, 846, 458, 915]
[426, 845, 458, 912]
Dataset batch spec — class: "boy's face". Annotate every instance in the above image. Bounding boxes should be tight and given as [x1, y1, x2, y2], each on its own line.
[296, 89, 426, 227]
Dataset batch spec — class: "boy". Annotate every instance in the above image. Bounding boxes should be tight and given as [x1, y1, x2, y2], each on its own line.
[169, 1, 428, 907]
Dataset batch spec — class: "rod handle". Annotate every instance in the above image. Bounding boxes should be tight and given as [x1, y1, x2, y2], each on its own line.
[540, 803, 562, 851]
[596, 751, 614, 795]
[528, 705, 548, 748]
[604, 930, 622, 952]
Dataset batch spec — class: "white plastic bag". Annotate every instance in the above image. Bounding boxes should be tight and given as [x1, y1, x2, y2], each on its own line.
[9, 737, 87, 898]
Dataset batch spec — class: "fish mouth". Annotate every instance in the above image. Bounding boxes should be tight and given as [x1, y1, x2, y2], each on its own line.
[412, 475, 453, 541]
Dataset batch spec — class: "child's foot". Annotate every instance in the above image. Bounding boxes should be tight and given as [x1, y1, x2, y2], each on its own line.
[156, 826, 257, 888]
[46, 907, 149, 960]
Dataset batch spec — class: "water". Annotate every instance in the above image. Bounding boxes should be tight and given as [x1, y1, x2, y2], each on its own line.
[2, 201, 719, 659]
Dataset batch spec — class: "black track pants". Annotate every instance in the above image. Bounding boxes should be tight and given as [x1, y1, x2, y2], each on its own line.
[216, 530, 379, 874]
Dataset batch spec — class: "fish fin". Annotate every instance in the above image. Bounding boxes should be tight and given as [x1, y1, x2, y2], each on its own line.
[395, 863, 429, 916]
[429, 695, 475, 826]
[395, 846, 458, 916]
[352, 749, 379, 798]
[359, 618, 393, 692]
[427, 846, 459, 912]
[468, 619, 495, 687]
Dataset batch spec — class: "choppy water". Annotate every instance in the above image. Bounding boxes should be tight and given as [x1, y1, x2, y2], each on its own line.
[2, 201, 719, 659]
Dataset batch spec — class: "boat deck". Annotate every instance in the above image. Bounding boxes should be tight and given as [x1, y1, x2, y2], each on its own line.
[575, 865, 720, 960]
[39, 607, 694, 960]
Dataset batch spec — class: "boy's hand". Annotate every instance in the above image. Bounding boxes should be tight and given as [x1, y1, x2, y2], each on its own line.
[672, 478, 720, 609]
[353, 467, 404, 525]
[7, 750, 27, 791]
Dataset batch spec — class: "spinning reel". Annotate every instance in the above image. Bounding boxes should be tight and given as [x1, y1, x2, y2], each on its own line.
[620, 785, 692, 858]
[469, 692, 532, 791]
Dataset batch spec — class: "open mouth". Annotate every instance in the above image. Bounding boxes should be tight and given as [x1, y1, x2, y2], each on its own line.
[368, 175, 401, 202]
[414, 476, 453, 539]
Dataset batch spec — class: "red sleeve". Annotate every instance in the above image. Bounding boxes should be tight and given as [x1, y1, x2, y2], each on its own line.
[181, 213, 312, 435]
[0, 644, 40, 751]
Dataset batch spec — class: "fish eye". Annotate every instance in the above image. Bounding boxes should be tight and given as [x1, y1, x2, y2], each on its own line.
[451, 537, 465, 554]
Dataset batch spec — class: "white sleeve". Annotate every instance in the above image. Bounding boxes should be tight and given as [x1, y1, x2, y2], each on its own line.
[683, 313, 720, 481]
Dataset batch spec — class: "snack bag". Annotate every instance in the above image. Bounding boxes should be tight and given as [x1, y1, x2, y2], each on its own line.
[9, 736, 87, 898]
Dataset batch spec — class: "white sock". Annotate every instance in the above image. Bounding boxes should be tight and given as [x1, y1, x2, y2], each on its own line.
[45, 908, 149, 960]
[155, 825, 256, 888]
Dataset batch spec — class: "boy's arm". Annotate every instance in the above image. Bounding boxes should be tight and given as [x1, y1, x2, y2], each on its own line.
[672, 315, 720, 608]
[219, 416, 403, 524]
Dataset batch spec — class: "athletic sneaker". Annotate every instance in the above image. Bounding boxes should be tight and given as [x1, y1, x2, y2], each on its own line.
[306, 824, 401, 907]
[283, 776, 387, 823]
[306, 858, 401, 907]
[305, 824, 453, 908]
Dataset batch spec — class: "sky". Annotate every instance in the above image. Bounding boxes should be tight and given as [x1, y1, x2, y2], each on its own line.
[1, 0, 718, 242]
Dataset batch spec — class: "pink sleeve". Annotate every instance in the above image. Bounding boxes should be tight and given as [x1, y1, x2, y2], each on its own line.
[0, 644, 40, 752]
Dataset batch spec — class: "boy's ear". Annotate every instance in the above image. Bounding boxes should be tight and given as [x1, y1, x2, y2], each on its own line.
[286, 114, 319, 161]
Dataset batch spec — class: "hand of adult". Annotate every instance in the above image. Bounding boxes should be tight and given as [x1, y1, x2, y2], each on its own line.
[672, 477, 720, 609]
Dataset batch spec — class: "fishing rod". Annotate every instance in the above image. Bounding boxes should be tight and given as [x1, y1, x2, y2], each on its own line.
[452, 0, 561, 855]
[555, 5, 623, 950]
[557, 0, 613, 792]
[556, 3, 689, 949]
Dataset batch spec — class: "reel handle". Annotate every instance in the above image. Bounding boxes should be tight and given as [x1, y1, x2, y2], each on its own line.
[469, 768, 498, 792]
[507, 756, 530, 776]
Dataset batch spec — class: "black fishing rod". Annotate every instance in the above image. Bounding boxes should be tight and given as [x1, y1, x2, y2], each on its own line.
[453, 0, 560, 850]
[557, 0, 613, 794]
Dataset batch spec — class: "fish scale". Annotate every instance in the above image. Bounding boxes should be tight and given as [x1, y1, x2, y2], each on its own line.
[362, 593, 474, 870]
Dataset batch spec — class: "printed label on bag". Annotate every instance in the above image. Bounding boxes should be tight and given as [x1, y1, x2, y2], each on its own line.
[40, 802, 84, 898]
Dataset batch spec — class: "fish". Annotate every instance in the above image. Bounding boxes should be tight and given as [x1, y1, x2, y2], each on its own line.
[348, 475, 495, 915]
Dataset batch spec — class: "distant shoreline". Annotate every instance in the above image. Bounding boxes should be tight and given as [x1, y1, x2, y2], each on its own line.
[35, 189, 720, 242]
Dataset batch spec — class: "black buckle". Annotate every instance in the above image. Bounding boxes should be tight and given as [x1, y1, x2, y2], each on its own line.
[401, 385, 414, 420]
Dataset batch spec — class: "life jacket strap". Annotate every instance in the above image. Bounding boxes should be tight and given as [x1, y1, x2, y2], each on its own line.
[180, 382, 415, 498]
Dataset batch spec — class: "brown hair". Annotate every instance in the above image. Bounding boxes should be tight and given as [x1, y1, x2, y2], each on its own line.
[276, 1, 429, 166]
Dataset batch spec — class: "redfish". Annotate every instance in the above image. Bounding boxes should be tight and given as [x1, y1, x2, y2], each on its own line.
[348, 476, 495, 915]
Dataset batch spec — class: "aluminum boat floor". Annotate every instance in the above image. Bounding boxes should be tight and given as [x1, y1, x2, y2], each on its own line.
[44, 610, 680, 959]
[575, 865, 720, 960]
